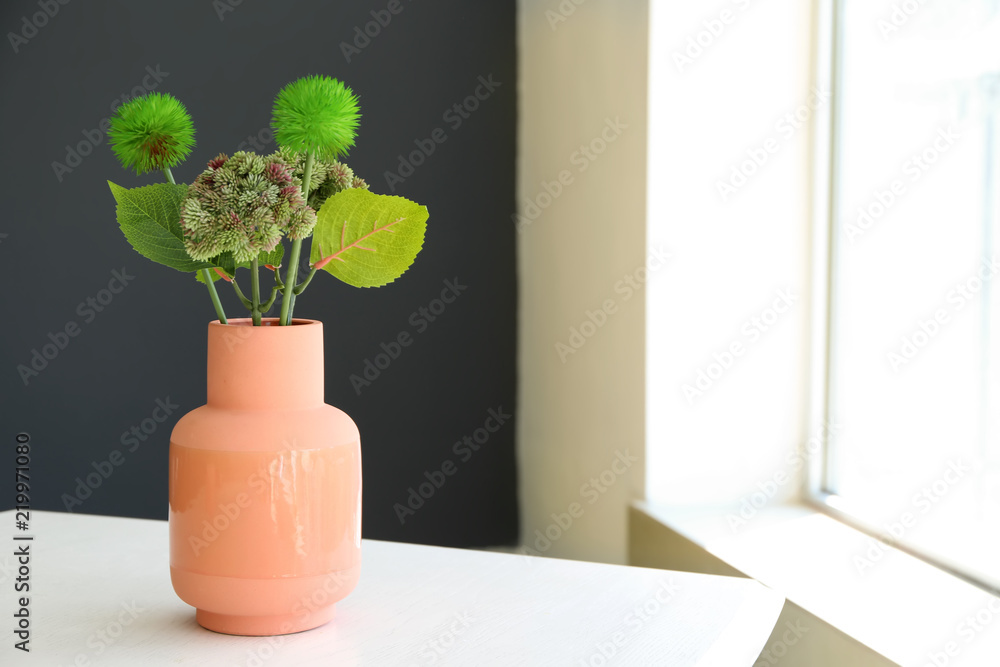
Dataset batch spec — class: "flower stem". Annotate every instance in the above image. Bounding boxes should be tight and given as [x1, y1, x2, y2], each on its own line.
[230, 278, 252, 309]
[250, 257, 262, 326]
[270, 264, 285, 290]
[201, 270, 229, 324]
[260, 284, 281, 312]
[281, 242, 302, 325]
[163, 167, 229, 324]
[279, 150, 315, 325]
[293, 267, 318, 296]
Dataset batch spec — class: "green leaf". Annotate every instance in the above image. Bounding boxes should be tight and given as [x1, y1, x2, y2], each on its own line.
[259, 243, 285, 269]
[195, 244, 286, 283]
[195, 268, 222, 284]
[109, 181, 213, 273]
[215, 252, 240, 277]
[310, 189, 428, 288]
[220, 245, 286, 273]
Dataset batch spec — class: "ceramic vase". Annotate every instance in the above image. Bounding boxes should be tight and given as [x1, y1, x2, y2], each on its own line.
[168, 318, 361, 636]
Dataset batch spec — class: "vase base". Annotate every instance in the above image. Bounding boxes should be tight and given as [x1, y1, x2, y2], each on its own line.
[195, 605, 335, 636]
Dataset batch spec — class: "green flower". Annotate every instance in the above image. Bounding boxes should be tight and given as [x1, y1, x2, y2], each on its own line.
[108, 93, 195, 174]
[271, 75, 360, 160]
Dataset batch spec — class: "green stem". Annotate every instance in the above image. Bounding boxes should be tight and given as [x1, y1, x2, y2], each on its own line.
[293, 267, 318, 296]
[260, 285, 281, 312]
[281, 245, 303, 325]
[230, 278, 252, 309]
[250, 257, 262, 326]
[164, 167, 229, 324]
[279, 151, 315, 325]
[200, 270, 229, 324]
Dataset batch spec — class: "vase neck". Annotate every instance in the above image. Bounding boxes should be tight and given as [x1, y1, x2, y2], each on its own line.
[206, 319, 324, 410]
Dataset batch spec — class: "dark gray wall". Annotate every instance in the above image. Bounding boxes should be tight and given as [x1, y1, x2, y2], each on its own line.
[0, 0, 517, 548]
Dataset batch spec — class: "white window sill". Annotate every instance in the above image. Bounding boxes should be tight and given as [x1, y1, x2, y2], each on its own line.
[631, 500, 1000, 667]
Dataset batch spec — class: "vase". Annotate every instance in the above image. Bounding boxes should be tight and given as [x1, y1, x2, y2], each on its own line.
[168, 318, 362, 636]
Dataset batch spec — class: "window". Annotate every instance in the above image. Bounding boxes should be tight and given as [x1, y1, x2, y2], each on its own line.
[815, 0, 1000, 590]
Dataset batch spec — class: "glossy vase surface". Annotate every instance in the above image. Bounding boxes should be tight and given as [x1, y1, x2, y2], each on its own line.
[169, 318, 361, 636]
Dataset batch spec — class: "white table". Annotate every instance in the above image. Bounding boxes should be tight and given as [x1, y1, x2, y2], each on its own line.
[1, 511, 782, 666]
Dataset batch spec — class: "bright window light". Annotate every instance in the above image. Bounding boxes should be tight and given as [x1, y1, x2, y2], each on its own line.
[822, 0, 1000, 589]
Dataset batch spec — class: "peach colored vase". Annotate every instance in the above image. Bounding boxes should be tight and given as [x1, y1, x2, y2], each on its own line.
[169, 318, 361, 636]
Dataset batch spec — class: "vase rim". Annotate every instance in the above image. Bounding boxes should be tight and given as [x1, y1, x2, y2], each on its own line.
[205, 317, 324, 407]
[209, 318, 320, 328]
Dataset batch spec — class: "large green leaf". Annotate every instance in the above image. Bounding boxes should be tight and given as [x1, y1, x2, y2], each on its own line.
[108, 181, 213, 273]
[310, 189, 428, 288]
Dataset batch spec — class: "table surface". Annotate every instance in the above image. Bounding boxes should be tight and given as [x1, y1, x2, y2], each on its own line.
[1, 510, 783, 666]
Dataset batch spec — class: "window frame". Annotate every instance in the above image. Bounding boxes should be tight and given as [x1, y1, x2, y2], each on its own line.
[804, 0, 1000, 596]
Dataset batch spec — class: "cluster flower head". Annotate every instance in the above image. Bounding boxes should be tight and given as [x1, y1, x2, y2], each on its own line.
[179, 151, 315, 263]
[274, 147, 369, 211]
[272, 75, 360, 160]
[108, 93, 195, 174]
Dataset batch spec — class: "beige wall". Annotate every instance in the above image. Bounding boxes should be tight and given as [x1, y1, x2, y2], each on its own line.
[516, 0, 814, 562]
[516, 0, 649, 564]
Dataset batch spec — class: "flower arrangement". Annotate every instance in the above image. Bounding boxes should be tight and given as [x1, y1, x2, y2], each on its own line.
[106, 76, 428, 326]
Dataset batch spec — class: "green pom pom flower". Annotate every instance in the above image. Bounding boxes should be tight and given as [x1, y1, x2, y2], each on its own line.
[271, 75, 360, 160]
[108, 93, 195, 175]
